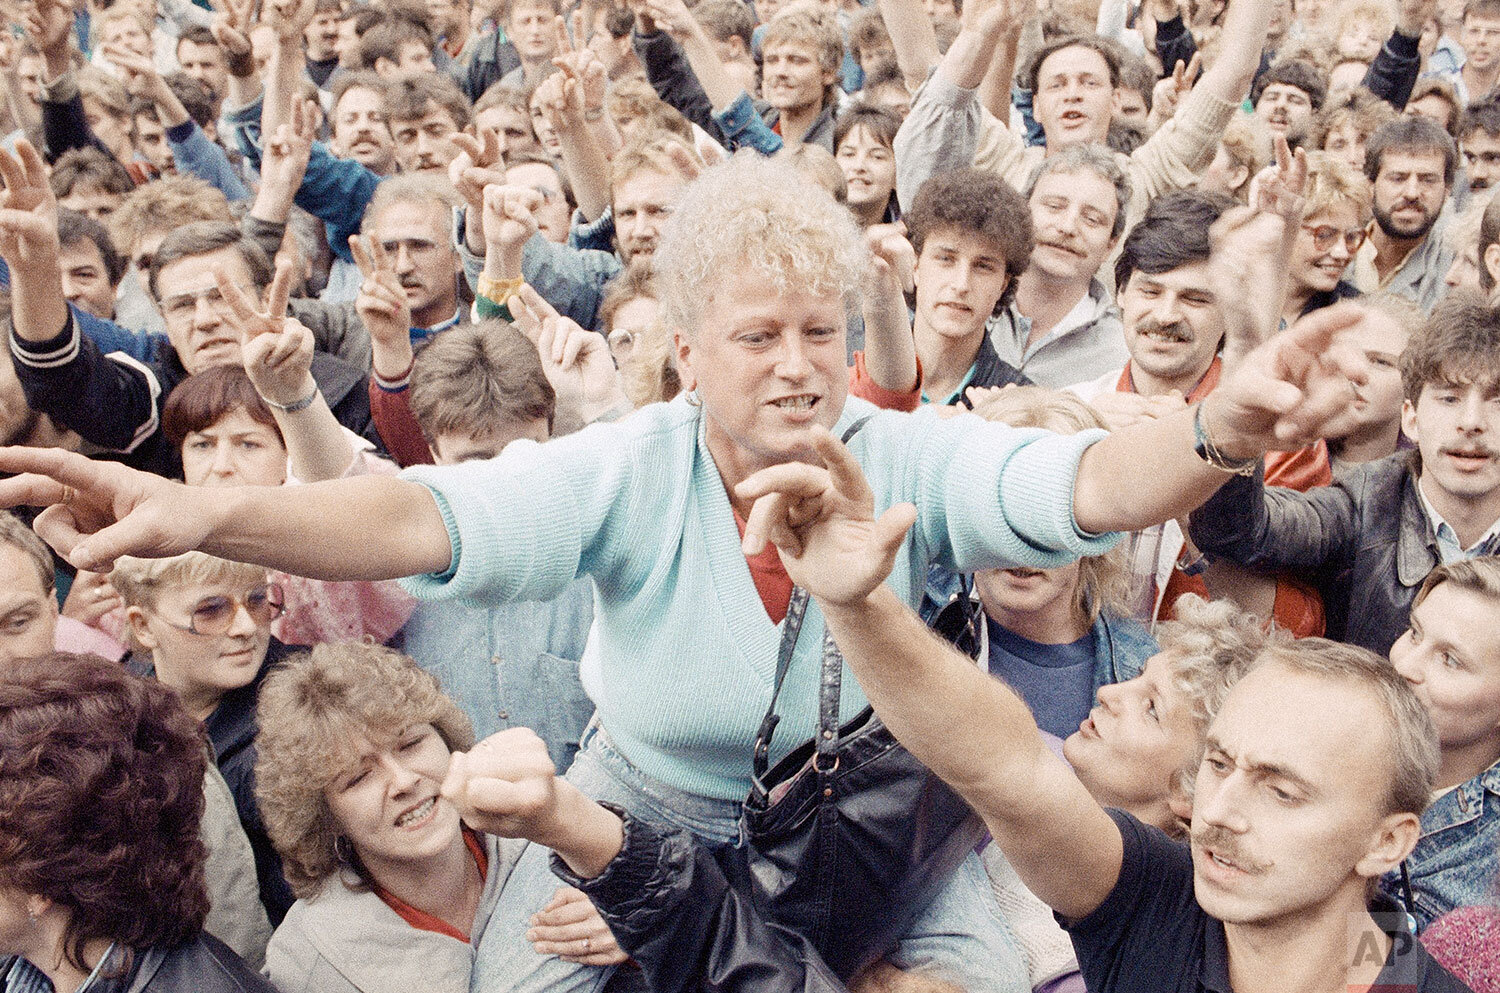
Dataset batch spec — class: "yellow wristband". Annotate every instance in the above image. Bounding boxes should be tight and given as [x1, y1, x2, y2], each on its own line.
[477, 275, 525, 305]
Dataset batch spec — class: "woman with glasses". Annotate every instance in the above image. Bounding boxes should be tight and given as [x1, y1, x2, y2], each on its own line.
[1280, 152, 1372, 328]
[112, 551, 298, 927]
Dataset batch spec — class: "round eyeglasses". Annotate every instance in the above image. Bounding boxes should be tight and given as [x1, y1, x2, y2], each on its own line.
[160, 584, 286, 636]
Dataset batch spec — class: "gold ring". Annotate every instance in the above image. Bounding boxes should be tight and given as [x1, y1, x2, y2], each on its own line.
[58, 485, 76, 505]
[582, 937, 590, 952]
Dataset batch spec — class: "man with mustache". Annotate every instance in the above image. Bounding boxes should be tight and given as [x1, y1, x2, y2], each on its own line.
[1251, 59, 1326, 141]
[1072, 191, 1331, 629]
[987, 144, 1131, 389]
[360, 175, 466, 340]
[698, 428, 1474, 993]
[1351, 116, 1457, 314]
[328, 72, 396, 177]
[1191, 294, 1500, 656]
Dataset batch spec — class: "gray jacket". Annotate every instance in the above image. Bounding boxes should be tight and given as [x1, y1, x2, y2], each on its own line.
[265, 833, 523, 993]
[986, 281, 1128, 388]
[202, 762, 273, 971]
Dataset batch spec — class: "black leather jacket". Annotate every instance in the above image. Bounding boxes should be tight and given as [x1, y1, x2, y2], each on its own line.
[552, 810, 849, 993]
[1188, 453, 1439, 655]
[3, 934, 277, 993]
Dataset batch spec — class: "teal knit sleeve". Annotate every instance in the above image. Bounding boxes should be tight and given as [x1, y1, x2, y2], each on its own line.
[869, 409, 1121, 574]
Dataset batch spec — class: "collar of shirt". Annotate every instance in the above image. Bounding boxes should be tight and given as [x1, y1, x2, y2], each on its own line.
[1416, 476, 1500, 563]
[410, 308, 463, 342]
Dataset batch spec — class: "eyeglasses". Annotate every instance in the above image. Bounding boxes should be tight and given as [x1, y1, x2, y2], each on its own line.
[159, 584, 285, 636]
[1300, 224, 1367, 254]
[159, 283, 256, 325]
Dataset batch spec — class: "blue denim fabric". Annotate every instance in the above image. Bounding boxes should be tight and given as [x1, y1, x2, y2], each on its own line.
[396, 576, 595, 773]
[470, 723, 1030, 993]
[1381, 761, 1500, 931]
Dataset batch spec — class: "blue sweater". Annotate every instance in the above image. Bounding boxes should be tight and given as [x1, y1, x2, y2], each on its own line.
[399, 395, 1116, 799]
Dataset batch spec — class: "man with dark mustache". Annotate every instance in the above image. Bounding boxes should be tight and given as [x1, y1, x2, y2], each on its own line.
[1352, 116, 1457, 313]
[1191, 295, 1500, 655]
[1071, 191, 1331, 631]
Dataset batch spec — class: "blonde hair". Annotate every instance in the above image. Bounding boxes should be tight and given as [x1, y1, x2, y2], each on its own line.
[608, 134, 699, 194]
[966, 386, 1132, 625]
[77, 66, 130, 118]
[1302, 151, 1373, 223]
[254, 644, 475, 898]
[763, 5, 844, 106]
[361, 173, 463, 234]
[1155, 594, 1279, 820]
[777, 142, 847, 203]
[654, 154, 865, 336]
[1216, 116, 1271, 202]
[109, 176, 232, 256]
[110, 551, 268, 611]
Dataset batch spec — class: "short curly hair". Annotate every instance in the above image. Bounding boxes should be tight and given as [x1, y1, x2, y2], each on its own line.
[654, 154, 865, 337]
[0, 653, 209, 970]
[255, 643, 474, 899]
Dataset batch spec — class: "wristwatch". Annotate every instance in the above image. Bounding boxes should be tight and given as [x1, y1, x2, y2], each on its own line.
[1192, 403, 1258, 476]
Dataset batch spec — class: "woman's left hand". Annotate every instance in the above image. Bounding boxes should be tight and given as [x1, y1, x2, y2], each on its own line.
[526, 886, 628, 965]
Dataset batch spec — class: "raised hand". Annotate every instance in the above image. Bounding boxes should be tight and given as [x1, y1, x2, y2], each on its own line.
[1204, 302, 1372, 458]
[865, 222, 916, 297]
[213, 261, 314, 407]
[261, 97, 317, 195]
[1148, 52, 1200, 130]
[449, 127, 506, 205]
[211, 0, 256, 73]
[1247, 135, 1308, 226]
[100, 42, 165, 100]
[23, 0, 72, 63]
[441, 728, 562, 840]
[509, 284, 626, 429]
[60, 569, 123, 627]
[527, 888, 629, 966]
[350, 233, 414, 377]
[482, 183, 542, 279]
[0, 140, 59, 271]
[264, 0, 318, 42]
[640, 0, 696, 38]
[734, 426, 918, 606]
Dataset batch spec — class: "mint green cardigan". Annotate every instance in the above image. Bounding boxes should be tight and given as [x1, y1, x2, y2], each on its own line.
[401, 395, 1115, 800]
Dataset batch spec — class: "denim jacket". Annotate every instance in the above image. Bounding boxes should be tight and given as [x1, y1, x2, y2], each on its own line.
[922, 565, 1157, 695]
[395, 577, 596, 772]
[1381, 759, 1500, 931]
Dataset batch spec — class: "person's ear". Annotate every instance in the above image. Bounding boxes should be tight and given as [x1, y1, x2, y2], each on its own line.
[373, 56, 397, 77]
[1483, 241, 1500, 289]
[125, 604, 158, 651]
[1228, 163, 1250, 194]
[1354, 812, 1421, 879]
[1167, 778, 1194, 827]
[673, 329, 696, 392]
[1400, 396, 1420, 447]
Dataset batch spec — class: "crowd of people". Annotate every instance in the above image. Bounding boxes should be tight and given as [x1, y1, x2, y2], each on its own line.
[0, 0, 1491, 989]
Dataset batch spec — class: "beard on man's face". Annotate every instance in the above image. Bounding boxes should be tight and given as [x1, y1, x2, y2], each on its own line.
[1373, 197, 1441, 240]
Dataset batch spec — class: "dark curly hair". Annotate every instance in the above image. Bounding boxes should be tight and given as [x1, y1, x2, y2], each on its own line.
[905, 168, 1033, 314]
[0, 653, 210, 970]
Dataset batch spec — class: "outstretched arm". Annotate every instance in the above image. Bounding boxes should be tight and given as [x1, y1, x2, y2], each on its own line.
[735, 428, 1125, 920]
[0, 448, 452, 579]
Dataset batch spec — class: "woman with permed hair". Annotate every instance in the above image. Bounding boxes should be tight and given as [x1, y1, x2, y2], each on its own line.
[0, 651, 277, 992]
[255, 643, 626, 992]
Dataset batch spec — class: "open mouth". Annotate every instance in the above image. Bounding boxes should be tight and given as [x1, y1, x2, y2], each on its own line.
[771, 394, 819, 413]
[395, 796, 437, 828]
